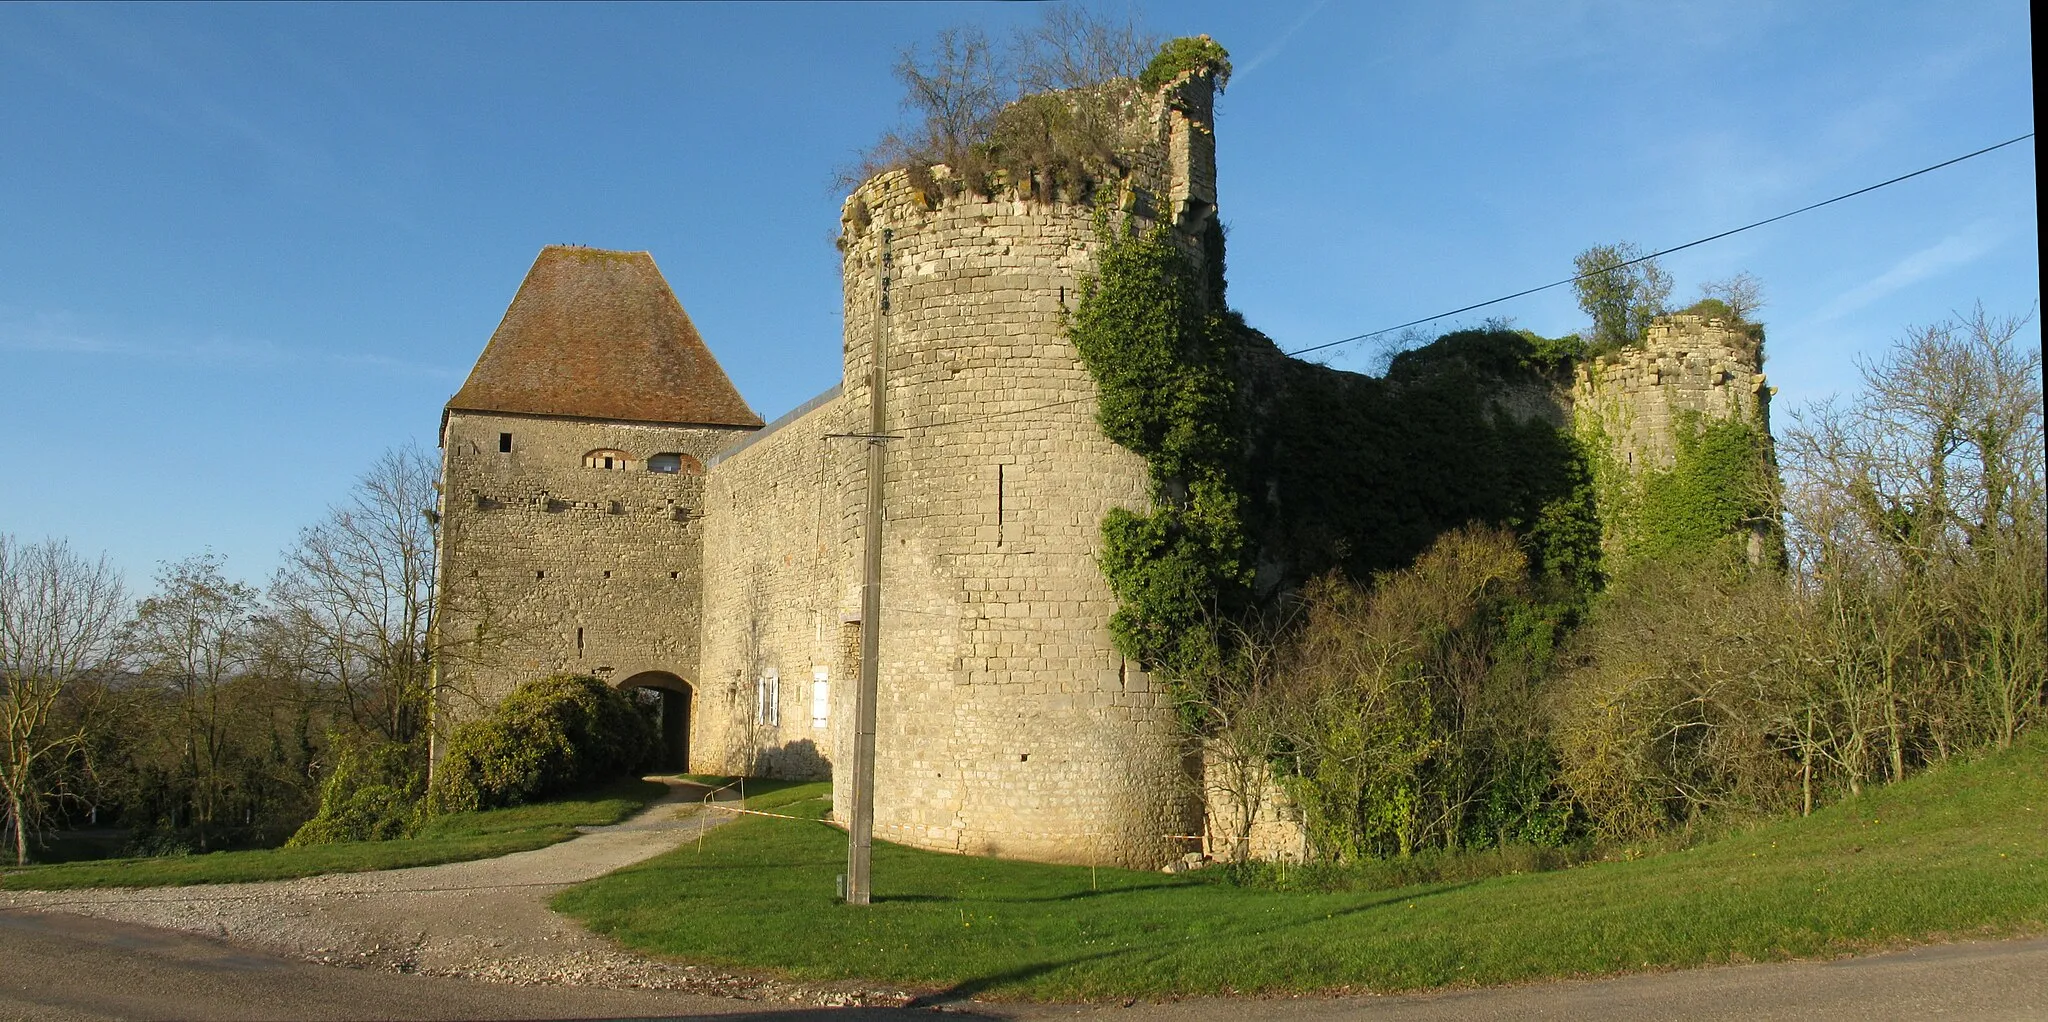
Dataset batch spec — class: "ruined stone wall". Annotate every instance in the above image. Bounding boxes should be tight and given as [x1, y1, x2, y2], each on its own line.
[1572, 315, 1770, 471]
[1201, 746, 1308, 863]
[1570, 315, 1773, 561]
[694, 389, 853, 780]
[436, 410, 751, 740]
[705, 72, 1222, 868]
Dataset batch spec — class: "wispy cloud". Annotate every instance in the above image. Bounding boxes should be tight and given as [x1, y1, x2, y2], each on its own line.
[1238, 0, 1330, 79]
[0, 7, 422, 234]
[1808, 220, 2008, 323]
[0, 310, 460, 381]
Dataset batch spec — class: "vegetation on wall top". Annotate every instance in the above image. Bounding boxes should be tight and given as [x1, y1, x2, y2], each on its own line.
[1140, 35, 1232, 93]
[847, 17, 1229, 212]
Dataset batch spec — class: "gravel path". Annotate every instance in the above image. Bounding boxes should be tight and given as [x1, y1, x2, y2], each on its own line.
[0, 780, 914, 1010]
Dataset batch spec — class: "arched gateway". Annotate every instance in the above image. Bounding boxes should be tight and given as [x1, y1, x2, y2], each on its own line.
[619, 671, 692, 773]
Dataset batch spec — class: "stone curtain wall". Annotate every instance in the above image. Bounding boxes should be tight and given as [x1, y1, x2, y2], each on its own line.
[435, 411, 750, 730]
[695, 393, 854, 780]
[1572, 315, 1770, 471]
[737, 72, 1223, 869]
[1201, 744, 1309, 863]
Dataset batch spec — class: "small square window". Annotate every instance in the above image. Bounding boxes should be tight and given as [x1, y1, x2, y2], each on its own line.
[498, 433, 513, 453]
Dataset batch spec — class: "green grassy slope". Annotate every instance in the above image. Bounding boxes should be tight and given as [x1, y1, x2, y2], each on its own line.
[555, 735, 2046, 1000]
[2, 778, 667, 890]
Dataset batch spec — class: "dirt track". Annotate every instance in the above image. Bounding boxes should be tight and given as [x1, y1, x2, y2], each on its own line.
[0, 780, 908, 1008]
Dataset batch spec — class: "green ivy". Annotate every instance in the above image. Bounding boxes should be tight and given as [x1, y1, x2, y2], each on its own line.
[1069, 220, 1249, 684]
[1068, 216, 1607, 694]
[1243, 327, 1604, 604]
[1577, 407, 1775, 570]
[1634, 413, 1775, 561]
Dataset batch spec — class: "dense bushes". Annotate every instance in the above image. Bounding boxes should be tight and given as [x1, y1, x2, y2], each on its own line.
[1549, 308, 2044, 836]
[1071, 174, 2038, 866]
[286, 736, 424, 846]
[426, 674, 658, 815]
[1260, 528, 1572, 859]
[1138, 35, 1231, 92]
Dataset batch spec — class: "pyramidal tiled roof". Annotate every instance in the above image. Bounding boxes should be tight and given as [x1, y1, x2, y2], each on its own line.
[447, 246, 763, 428]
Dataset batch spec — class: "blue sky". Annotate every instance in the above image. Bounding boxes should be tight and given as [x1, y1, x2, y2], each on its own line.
[1, 2, 2036, 590]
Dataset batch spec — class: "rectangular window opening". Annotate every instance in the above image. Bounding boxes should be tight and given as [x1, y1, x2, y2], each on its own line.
[498, 432, 513, 453]
[996, 464, 1005, 547]
[576, 627, 584, 656]
[757, 668, 781, 728]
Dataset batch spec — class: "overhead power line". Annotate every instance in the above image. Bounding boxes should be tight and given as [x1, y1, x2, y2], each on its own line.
[844, 132, 2034, 439]
[1284, 131, 2037, 359]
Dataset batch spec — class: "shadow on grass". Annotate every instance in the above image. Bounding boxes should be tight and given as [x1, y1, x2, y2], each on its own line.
[901, 879, 1481, 1004]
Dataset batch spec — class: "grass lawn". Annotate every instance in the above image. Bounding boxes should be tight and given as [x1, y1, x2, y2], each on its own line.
[554, 734, 2048, 1001]
[2, 778, 668, 891]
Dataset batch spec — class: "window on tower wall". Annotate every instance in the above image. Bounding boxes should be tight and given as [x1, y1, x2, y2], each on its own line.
[583, 449, 634, 471]
[646, 452, 702, 475]
[757, 668, 780, 728]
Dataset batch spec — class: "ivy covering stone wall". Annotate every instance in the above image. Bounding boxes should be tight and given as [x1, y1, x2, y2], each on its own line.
[1068, 220, 1611, 693]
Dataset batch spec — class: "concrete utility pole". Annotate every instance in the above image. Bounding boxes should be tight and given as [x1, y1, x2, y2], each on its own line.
[847, 228, 892, 906]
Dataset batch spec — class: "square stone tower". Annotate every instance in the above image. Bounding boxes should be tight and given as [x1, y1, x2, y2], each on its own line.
[435, 246, 761, 770]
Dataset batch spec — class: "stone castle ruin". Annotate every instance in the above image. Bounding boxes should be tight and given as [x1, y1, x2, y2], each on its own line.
[435, 67, 1769, 868]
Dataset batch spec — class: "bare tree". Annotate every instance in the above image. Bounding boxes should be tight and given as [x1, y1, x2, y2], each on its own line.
[0, 536, 127, 865]
[1697, 272, 1767, 324]
[271, 446, 441, 750]
[1013, 7, 1158, 92]
[1184, 609, 1295, 863]
[130, 553, 260, 851]
[846, 10, 1162, 192]
[1768, 305, 2044, 794]
[893, 26, 1008, 163]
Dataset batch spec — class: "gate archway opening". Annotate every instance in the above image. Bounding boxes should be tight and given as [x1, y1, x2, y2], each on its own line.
[619, 671, 692, 773]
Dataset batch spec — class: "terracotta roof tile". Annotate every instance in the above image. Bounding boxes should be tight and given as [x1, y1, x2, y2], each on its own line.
[447, 246, 763, 428]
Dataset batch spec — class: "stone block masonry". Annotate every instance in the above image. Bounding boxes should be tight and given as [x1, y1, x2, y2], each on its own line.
[696, 390, 854, 782]
[439, 72, 1230, 872]
[1572, 314, 1771, 473]
[697, 71, 1227, 869]
[448, 67, 1782, 871]
[436, 410, 751, 727]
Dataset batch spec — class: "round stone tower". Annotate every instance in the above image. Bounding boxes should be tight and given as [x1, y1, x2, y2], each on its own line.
[825, 70, 1223, 867]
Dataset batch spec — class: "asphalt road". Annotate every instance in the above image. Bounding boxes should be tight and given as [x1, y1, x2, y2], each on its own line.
[4, 909, 2043, 1022]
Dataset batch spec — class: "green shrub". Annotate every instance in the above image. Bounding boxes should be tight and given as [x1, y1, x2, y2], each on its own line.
[427, 674, 658, 815]
[1140, 36, 1232, 93]
[287, 736, 425, 847]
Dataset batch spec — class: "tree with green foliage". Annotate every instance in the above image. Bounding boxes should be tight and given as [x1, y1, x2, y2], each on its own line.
[1274, 527, 1571, 859]
[1572, 242, 1672, 350]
